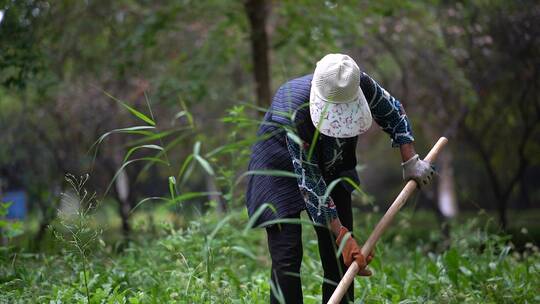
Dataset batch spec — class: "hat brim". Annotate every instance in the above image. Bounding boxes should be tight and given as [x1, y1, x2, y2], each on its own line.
[309, 85, 373, 138]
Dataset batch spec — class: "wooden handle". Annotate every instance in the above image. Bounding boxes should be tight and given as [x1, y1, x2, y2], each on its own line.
[328, 137, 448, 304]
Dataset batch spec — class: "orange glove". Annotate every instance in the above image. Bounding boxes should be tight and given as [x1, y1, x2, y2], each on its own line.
[336, 226, 374, 276]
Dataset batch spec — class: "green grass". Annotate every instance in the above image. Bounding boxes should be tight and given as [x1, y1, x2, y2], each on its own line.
[1, 208, 539, 303]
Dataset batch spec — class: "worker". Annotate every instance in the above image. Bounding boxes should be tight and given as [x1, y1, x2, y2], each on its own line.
[245, 53, 434, 303]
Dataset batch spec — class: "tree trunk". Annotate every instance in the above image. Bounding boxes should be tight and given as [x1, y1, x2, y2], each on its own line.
[498, 195, 508, 230]
[115, 168, 131, 238]
[244, 0, 271, 109]
[426, 188, 451, 250]
[437, 150, 458, 218]
[32, 187, 62, 250]
[517, 173, 530, 209]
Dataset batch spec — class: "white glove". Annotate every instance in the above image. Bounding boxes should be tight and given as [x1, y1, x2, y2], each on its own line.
[401, 154, 435, 187]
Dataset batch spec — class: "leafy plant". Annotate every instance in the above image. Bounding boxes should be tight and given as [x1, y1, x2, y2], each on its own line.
[51, 173, 103, 303]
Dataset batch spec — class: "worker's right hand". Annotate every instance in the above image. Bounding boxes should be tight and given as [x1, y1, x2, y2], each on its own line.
[402, 154, 435, 187]
[336, 226, 374, 276]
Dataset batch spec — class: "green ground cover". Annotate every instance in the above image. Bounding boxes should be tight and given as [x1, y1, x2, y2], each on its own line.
[1, 209, 539, 303]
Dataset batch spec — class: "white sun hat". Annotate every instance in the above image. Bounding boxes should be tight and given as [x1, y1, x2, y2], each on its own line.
[310, 53, 372, 138]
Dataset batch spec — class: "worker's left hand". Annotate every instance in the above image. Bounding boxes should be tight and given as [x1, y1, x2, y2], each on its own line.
[336, 227, 374, 276]
[402, 154, 435, 187]
[357, 252, 374, 276]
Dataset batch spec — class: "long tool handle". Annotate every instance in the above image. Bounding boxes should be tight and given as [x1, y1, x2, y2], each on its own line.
[328, 137, 448, 304]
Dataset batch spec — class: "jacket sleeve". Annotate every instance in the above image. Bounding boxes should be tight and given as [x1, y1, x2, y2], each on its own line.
[285, 135, 338, 225]
[360, 72, 415, 147]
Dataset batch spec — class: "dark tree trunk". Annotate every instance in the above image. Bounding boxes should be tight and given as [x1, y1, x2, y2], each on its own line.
[517, 173, 530, 209]
[498, 197, 508, 231]
[33, 219, 57, 251]
[103, 149, 133, 241]
[437, 150, 458, 218]
[114, 167, 132, 239]
[117, 196, 132, 238]
[244, 0, 271, 109]
[424, 186, 451, 250]
[32, 191, 62, 250]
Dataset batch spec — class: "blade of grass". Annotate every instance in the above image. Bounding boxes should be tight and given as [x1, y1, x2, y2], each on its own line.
[243, 203, 278, 234]
[194, 155, 214, 176]
[129, 197, 168, 214]
[236, 170, 297, 186]
[105, 157, 167, 196]
[164, 191, 222, 207]
[168, 176, 177, 200]
[307, 103, 329, 162]
[319, 177, 367, 208]
[90, 126, 155, 153]
[179, 99, 194, 128]
[258, 217, 325, 228]
[204, 130, 277, 158]
[207, 214, 233, 244]
[143, 91, 155, 120]
[193, 141, 201, 155]
[103, 90, 156, 126]
[89, 126, 156, 165]
[123, 145, 164, 163]
[177, 154, 194, 182]
[137, 134, 190, 180]
[231, 246, 256, 260]
[127, 128, 191, 147]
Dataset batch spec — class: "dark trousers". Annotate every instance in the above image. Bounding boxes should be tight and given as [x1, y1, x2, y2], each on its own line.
[266, 185, 354, 304]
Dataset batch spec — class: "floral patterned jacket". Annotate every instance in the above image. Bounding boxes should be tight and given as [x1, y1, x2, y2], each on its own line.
[245, 72, 413, 226]
[285, 72, 414, 224]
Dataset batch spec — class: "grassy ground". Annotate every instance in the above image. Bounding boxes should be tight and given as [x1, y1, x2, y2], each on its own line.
[1, 207, 539, 303]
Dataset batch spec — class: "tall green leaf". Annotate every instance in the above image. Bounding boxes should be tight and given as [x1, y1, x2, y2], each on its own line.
[103, 90, 156, 126]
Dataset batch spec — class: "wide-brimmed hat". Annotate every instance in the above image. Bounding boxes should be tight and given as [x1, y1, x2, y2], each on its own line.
[310, 54, 372, 138]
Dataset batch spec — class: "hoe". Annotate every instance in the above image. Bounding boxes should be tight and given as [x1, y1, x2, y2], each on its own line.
[328, 137, 449, 304]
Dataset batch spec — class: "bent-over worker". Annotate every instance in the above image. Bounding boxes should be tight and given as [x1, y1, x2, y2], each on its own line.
[245, 54, 435, 303]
